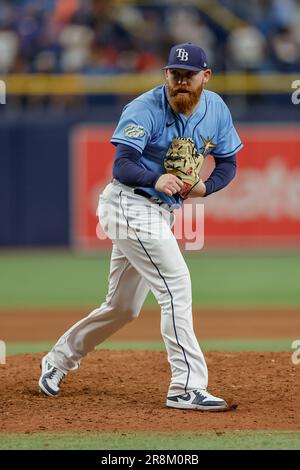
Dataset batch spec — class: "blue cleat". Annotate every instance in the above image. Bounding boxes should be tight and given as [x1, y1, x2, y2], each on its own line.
[166, 389, 228, 411]
[38, 356, 66, 397]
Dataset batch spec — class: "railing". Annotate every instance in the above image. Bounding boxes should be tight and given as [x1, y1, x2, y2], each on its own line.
[0, 73, 298, 95]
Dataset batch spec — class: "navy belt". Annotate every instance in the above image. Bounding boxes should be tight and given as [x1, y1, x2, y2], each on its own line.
[133, 189, 174, 212]
[133, 189, 153, 200]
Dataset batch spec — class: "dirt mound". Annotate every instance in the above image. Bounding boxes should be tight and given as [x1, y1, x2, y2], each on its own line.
[1, 350, 299, 433]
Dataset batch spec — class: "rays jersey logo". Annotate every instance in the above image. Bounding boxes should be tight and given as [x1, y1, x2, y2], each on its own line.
[124, 125, 145, 138]
[200, 136, 217, 156]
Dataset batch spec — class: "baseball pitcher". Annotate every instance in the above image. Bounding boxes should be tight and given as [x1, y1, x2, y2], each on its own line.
[39, 43, 243, 411]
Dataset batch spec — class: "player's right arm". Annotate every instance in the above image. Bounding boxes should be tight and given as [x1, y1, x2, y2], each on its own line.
[111, 99, 183, 196]
[113, 144, 183, 196]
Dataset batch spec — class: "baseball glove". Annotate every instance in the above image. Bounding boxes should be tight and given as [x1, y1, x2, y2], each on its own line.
[164, 137, 204, 199]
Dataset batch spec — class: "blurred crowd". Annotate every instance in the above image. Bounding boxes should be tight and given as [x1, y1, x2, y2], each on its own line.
[1, 0, 300, 76]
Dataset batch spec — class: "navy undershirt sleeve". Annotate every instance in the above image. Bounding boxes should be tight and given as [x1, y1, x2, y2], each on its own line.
[112, 144, 161, 188]
[204, 154, 237, 196]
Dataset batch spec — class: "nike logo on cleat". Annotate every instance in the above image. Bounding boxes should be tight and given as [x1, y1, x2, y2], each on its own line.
[168, 393, 191, 402]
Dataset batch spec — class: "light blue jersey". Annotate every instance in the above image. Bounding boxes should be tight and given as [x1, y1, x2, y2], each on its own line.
[111, 85, 243, 208]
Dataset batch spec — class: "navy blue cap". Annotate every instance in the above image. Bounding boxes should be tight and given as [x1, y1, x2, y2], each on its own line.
[163, 43, 209, 71]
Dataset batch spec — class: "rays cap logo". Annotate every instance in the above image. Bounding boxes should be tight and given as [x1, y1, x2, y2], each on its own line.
[163, 43, 209, 72]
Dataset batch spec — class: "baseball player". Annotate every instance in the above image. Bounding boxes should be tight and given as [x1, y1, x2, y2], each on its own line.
[39, 43, 243, 411]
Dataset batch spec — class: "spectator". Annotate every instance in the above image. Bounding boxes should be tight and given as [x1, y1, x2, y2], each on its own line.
[0, 30, 19, 73]
[166, 8, 217, 68]
[226, 25, 268, 71]
[269, 26, 300, 71]
[59, 23, 94, 72]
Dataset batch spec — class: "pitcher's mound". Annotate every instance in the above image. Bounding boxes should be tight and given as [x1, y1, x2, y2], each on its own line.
[1, 350, 299, 432]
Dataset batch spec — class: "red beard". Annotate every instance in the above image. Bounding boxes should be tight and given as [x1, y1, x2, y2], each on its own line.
[168, 82, 204, 114]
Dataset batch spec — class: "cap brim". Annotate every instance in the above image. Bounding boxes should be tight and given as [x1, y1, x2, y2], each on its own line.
[163, 64, 207, 71]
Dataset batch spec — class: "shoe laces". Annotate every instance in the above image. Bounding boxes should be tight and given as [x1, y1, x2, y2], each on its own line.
[49, 367, 65, 386]
[195, 389, 214, 400]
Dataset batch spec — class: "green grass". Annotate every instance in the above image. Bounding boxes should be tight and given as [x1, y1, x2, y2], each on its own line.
[5, 338, 293, 356]
[0, 250, 299, 309]
[0, 431, 299, 450]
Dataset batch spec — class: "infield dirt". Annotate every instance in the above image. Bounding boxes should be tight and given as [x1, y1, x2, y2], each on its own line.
[1, 350, 299, 432]
[1, 307, 299, 432]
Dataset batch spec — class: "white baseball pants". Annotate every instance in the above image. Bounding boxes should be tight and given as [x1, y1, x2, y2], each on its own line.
[47, 181, 208, 396]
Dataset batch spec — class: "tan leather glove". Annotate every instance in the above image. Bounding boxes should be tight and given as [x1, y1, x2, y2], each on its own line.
[164, 137, 204, 198]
